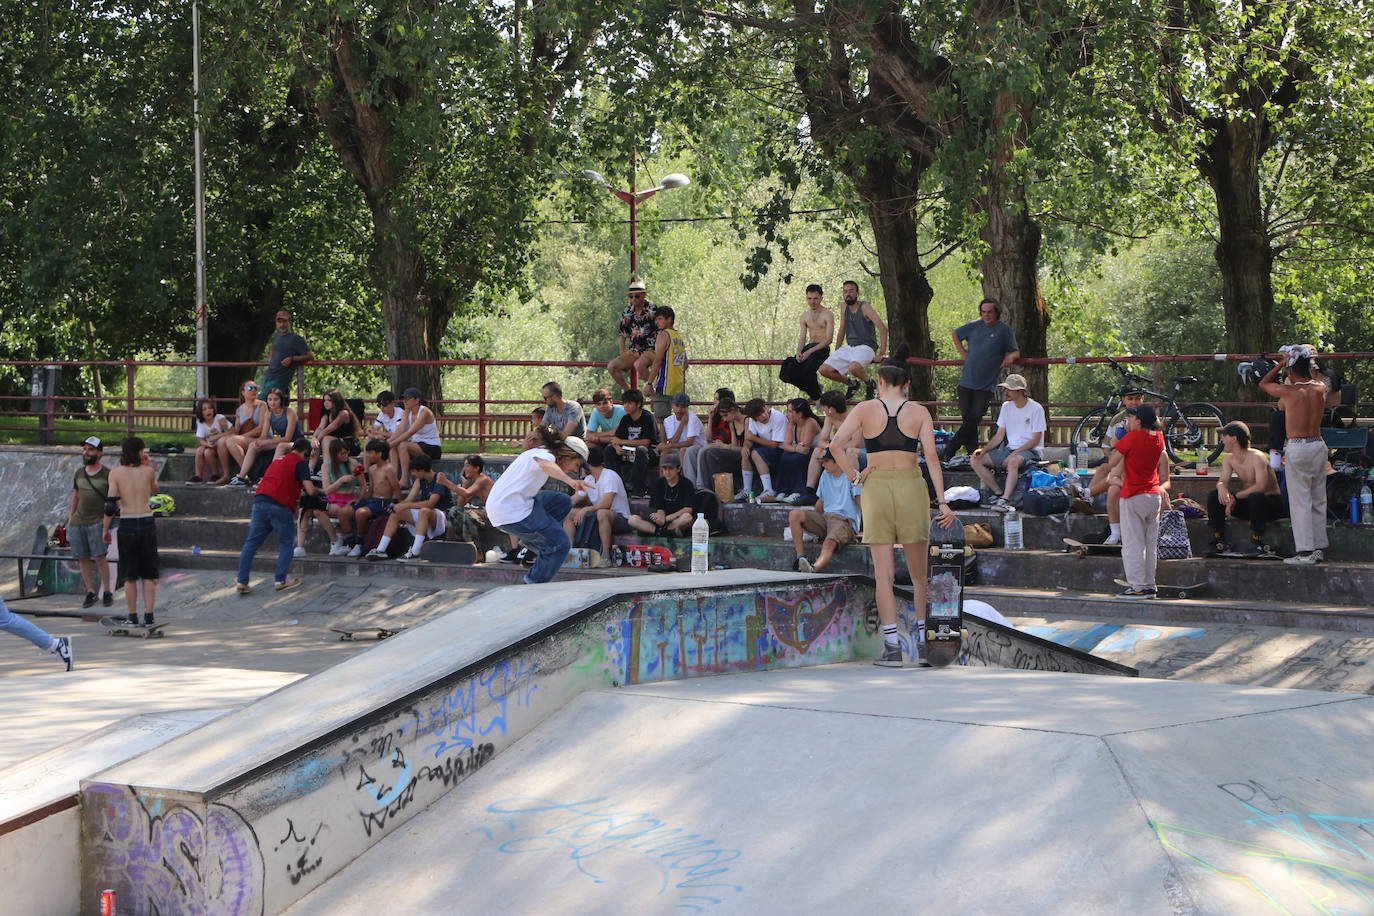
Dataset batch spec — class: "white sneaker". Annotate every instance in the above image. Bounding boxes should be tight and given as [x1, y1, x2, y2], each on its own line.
[328, 544, 348, 556]
[397, 549, 422, 562]
[293, 546, 306, 558]
[347, 545, 363, 558]
[1284, 551, 1318, 566]
[797, 557, 815, 573]
[365, 548, 388, 561]
[1102, 531, 1122, 546]
[757, 490, 780, 503]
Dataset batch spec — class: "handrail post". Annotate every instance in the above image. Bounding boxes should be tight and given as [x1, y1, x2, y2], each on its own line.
[477, 360, 487, 452]
[40, 365, 56, 446]
[125, 361, 136, 437]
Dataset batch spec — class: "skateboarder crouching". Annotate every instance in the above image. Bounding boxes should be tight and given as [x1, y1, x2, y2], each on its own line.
[236, 438, 320, 594]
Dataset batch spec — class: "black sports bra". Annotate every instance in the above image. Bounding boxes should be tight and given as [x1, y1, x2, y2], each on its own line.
[864, 400, 921, 453]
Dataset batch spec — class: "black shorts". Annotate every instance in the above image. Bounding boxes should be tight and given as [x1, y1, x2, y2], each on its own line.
[418, 443, 442, 460]
[353, 497, 387, 516]
[116, 516, 160, 581]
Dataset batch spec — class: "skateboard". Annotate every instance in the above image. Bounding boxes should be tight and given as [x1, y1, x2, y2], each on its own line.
[562, 548, 603, 569]
[925, 525, 969, 668]
[331, 625, 406, 641]
[418, 540, 479, 564]
[23, 525, 48, 595]
[1112, 579, 1209, 600]
[101, 617, 167, 638]
[611, 544, 678, 571]
[1206, 549, 1282, 561]
[1062, 537, 1123, 558]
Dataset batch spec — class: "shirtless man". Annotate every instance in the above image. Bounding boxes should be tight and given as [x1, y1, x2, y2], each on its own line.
[348, 438, 402, 556]
[436, 454, 496, 543]
[1208, 421, 1285, 558]
[1261, 349, 1330, 564]
[778, 284, 835, 399]
[102, 437, 160, 626]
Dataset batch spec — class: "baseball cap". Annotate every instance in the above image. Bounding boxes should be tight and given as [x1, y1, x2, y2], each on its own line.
[997, 374, 1029, 391]
[671, 392, 691, 406]
[1126, 405, 1158, 427]
[83, 436, 103, 450]
[401, 387, 422, 400]
[562, 436, 589, 461]
[659, 452, 681, 468]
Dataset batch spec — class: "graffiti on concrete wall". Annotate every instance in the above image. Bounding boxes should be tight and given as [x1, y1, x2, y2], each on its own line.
[84, 783, 265, 916]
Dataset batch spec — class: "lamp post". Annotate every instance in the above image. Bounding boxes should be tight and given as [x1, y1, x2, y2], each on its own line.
[192, 0, 208, 399]
[581, 154, 689, 281]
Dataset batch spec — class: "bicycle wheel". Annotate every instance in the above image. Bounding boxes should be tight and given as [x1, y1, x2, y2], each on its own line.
[1165, 402, 1226, 465]
[1071, 407, 1115, 450]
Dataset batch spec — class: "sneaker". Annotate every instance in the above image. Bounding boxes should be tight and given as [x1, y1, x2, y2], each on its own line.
[186, 475, 204, 485]
[1208, 540, 1233, 556]
[347, 545, 363, 558]
[864, 380, 876, 401]
[52, 636, 74, 672]
[1254, 543, 1281, 560]
[82, 591, 97, 609]
[328, 543, 348, 556]
[1118, 586, 1157, 599]
[781, 492, 804, 505]
[365, 549, 388, 561]
[592, 556, 612, 569]
[791, 556, 803, 571]
[274, 578, 302, 591]
[518, 547, 536, 566]
[757, 490, 780, 503]
[844, 377, 861, 399]
[989, 497, 1013, 513]
[102, 591, 113, 607]
[293, 546, 306, 558]
[798, 557, 815, 573]
[236, 582, 252, 595]
[1284, 551, 1319, 566]
[397, 549, 422, 562]
[873, 642, 904, 667]
[227, 476, 246, 488]
[732, 489, 753, 503]
[1312, 549, 1325, 563]
[1101, 530, 1122, 546]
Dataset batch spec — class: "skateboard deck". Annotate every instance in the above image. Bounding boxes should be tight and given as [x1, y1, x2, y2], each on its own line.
[23, 525, 48, 596]
[925, 525, 968, 668]
[1062, 537, 1123, 557]
[1206, 549, 1282, 561]
[101, 617, 167, 638]
[331, 626, 407, 641]
[419, 540, 479, 564]
[611, 544, 677, 570]
[562, 548, 602, 569]
[1112, 579, 1209, 599]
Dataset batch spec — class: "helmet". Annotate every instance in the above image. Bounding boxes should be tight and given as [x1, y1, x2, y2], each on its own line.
[148, 494, 176, 517]
[1119, 385, 1147, 397]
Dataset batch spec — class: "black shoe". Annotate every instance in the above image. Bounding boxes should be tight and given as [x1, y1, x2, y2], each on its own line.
[500, 547, 521, 563]
[844, 377, 861, 399]
[102, 591, 113, 607]
[82, 591, 97, 609]
[864, 380, 876, 401]
[791, 556, 803, 572]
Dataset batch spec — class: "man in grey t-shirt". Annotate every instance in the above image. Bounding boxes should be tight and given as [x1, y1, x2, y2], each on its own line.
[942, 297, 1020, 462]
[540, 381, 586, 438]
[261, 310, 314, 399]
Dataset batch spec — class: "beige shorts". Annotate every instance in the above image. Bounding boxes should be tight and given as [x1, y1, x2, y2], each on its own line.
[797, 510, 858, 547]
[861, 467, 930, 545]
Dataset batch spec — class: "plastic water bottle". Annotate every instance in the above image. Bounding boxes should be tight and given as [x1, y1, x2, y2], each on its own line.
[691, 513, 709, 574]
[1361, 484, 1373, 526]
[1004, 510, 1023, 550]
[1074, 440, 1087, 472]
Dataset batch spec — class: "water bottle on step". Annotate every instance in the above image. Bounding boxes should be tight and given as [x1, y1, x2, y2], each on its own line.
[691, 513, 710, 573]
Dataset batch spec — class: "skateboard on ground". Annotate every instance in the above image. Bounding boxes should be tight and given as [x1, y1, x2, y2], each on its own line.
[418, 540, 479, 564]
[1112, 578, 1209, 600]
[1062, 537, 1123, 558]
[611, 544, 678, 571]
[331, 625, 407, 641]
[562, 547, 603, 569]
[1206, 548, 1282, 561]
[100, 616, 167, 638]
[925, 526, 969, 668]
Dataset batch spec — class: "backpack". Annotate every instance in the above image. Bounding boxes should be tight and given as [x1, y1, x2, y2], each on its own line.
[692, 488, 725, 535]
[360, 513, 412, 557]
[1021, 485, 1072, 516]
[1157, 509, 1192, 560]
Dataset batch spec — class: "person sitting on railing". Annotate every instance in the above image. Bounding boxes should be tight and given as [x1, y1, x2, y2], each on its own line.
[817, 281, 887, 402]
[366, 390, 403, 440]
[215, 380, 266, 485]
[698, 397, 748, 496]
[388, 387, 442, 489]
[787, 449, 862, 572]
[311, 388, 361, 470]
[297, 438, 357, 557]
[260, 309, 314, 398]
[604, 389, 659, 498]
[190, 398, 230, 485]
[779, 284, 834, 400]
[773, 398, 822, 504]
[642, 305, 688, 422]
[584, 388, 626, 449]
[347, 438, 401, 557]
[739, 397, 787, 502]
[540, 381, 586, 438]
[608, 281, 658, 390]
[660, 392, 706, 487]
[1083, 387, 1146, 545]
[233, 387, 297, 487]
[628, 451, 695, 540]
[970, 374, 1045, 512]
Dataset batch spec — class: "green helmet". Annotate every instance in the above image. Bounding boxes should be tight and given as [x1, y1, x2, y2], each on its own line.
[148, 493, 176, 517]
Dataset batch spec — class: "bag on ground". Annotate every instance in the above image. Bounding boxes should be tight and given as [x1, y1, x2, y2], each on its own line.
[1021, 485, 1072, 516]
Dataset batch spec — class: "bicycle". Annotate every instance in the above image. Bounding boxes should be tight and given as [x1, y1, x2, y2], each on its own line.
[1071, 357, 1227, 466]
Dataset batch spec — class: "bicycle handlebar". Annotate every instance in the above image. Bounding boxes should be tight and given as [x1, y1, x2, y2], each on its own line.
[1105, 356, 1151, 386]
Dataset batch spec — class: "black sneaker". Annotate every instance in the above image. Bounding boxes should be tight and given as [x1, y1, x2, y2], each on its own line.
[52, 636, 74, 671]
[873, 642, 904, 667]
[82, 591, 97, 609]
[500, 546, 521, 563]
[1118, 586, 1157, 599]
[102, 591, 113, 607]
[844, 377, 861, 400]
[864, 380, 876, 401]
[517, 547, 536, 566]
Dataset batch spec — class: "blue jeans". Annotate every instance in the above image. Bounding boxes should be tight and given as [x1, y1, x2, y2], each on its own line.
[237, 496, 297, 585]
[498, 490, 572, 584]
[0, 596, 52, 650]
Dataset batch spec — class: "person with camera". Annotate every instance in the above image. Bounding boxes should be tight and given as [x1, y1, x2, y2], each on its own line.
[235, 437, 320, 594]
[1260, 348, 1330, 565]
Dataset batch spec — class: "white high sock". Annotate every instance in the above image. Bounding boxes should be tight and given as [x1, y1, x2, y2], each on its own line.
[411, 534, 426, 553]
[376, 535, 392, 552]
[1109, 523, 1121, 537]
[742, 471, 755, 492]
[760, 474, 774, 493]
[881, 624, 899, 646]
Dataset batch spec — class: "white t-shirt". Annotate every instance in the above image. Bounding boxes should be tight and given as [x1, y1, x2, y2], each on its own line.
[375, 407, 403, 434]
[584, 467, 631, 518]
[747, 408, 788, 446]
[195, 414, 229, 440]
[486, 448, 554, 527]
[663, 412, 705, 448]
[996, 398, 1047, 451]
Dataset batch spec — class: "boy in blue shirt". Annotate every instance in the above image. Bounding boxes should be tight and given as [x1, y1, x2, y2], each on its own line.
[787, 450, 861, 572]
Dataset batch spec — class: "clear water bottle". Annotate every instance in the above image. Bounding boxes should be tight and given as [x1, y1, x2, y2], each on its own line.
[1074, 439, 1087, 472]
[1361, 483, 1373, 526]
[1004, 510, 1023, 550]
[691, 513, 709, 574]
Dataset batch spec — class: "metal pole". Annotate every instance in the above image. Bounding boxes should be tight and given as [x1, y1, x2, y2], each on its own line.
[628, 150, 637, 280]
[477, 360, 487, 452]
[192, 0, 208, 399]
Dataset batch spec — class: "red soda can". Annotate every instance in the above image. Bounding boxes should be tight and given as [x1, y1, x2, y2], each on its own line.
[100, 889, 117, 916]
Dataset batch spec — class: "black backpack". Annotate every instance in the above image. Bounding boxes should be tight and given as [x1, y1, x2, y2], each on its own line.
[1021, 485, 1072, 516]
[693, 489, 726, 535]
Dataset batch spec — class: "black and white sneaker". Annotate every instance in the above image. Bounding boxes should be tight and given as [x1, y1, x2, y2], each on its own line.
[52, 636, 74, 671]
[82, 591, 97, 609]
[227, 476, 246, 488]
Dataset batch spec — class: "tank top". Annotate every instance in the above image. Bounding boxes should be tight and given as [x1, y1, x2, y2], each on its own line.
[237, 401, 263, 431]
[653, 328, 687, 396]
[864, 400, 921, 453]
[409, 408, 441, 446]
[844, 303, 878, 349]
[267, 409, 289, 437]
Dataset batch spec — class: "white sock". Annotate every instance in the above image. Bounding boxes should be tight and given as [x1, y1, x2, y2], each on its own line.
[742, 471, 755, 491]
[376, 535, 391, 552]
[881, 624, 899, 646]
[332, 535, 343, 546]
[411, 534, 426, 553]
[47, 637, 59, 653]
[760, 474, 774, 493]
[1109, 523, 1120, 537]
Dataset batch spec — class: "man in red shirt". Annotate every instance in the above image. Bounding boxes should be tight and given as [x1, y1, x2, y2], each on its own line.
[236, 438, 319, 594]
[1111, 405, 1172, 598]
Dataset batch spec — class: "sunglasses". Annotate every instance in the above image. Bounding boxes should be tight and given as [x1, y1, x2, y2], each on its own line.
[244, 385, 258, 391]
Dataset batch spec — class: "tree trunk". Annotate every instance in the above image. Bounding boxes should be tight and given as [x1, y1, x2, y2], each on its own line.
[1201, 119, 1276, 404]
[372, 202, 447, 405]
[206, 281, 284, 409]
[978, 164, 1048, 406]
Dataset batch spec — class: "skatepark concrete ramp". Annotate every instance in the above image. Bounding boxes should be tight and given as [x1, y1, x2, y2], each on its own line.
[76, 570, 1131, 915]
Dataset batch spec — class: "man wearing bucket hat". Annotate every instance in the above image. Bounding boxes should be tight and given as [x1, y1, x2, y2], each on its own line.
[607, 280, 658, 390]
[971, 373, 1046, 511]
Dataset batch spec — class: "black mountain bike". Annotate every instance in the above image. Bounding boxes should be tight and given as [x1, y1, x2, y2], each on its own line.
[1071, 357, 1227, 466]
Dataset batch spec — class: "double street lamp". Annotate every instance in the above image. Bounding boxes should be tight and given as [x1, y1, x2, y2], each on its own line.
[581, 160, 689, 281]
